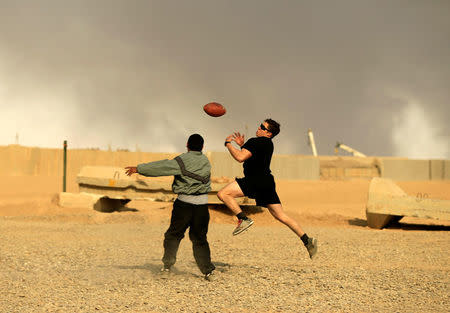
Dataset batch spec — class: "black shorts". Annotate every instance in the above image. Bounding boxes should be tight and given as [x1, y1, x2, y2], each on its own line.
[236, 174, 281, 207]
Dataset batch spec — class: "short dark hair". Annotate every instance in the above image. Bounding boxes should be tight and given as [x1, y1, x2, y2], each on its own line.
[265, 118, 280, 138]
[187, 134, 204, 151]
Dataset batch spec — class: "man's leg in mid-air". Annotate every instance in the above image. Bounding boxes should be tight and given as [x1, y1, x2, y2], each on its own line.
[266, 203, 318, 259]
[217, 180, 254, 235]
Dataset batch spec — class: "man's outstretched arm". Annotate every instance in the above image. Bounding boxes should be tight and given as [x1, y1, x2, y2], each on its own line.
[125, 159, 181, 177]
[225, 134, 252, 163]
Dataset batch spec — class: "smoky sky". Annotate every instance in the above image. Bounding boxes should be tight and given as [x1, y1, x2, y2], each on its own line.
[0, 0, 449, 158]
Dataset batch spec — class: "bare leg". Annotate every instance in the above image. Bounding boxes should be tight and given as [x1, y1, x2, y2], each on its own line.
[266, 203, 306, 238]
[217, 181, 245, 216]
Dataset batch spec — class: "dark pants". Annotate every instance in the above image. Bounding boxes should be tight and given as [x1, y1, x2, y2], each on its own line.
[162, 199, 215, 275]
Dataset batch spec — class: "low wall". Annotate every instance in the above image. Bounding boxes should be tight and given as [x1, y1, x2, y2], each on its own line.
[1, 145, 448, 181]
[206, 152, 243, 178]
[430, 160, 450, 180]
[0, 145, 178, 178]
[206, 152, 320, 180]
[271, 154, 319, 180]
[0, 145, 320, 181]
[379, 158, 450, 180]
[319, 156, 381, 179]
[445, 161, 450, 180]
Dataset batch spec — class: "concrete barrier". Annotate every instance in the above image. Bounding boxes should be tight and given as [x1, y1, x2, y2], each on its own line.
[366, 177, 450, 229]
[379, 158, 430, 180]
[1, 145, 448, 182]
[430, 160, 445, 180]
[74, 166, 255, 207]
[0, 145, 178, 177]
[319, 156, 380, 179]
[206, 152, 243, 178]
[207, 151, 320, 180]
[445, 160, 450, 180]
[271, 155, 319, 180]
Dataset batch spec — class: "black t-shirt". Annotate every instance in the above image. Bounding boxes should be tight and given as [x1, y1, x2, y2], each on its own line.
[241, 137, 273, 177]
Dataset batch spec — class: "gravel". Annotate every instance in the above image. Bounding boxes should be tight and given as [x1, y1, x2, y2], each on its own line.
[0, 214, 449, 313]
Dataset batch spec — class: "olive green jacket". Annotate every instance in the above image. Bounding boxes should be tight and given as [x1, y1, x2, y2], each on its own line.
[137, 151, 211, 195]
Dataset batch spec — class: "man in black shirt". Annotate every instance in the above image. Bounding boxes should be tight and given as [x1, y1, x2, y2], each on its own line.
[217, 119, 318, 259]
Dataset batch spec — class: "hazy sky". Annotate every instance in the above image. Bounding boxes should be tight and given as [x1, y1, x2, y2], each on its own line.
[1, 0, 449, 158]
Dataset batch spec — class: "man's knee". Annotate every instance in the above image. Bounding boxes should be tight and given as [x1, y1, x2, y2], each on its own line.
[217, 189, 227, 201]
[189, 231, 207, 245]
[268, 208, 285, 221]
[165, 230, 185, 241]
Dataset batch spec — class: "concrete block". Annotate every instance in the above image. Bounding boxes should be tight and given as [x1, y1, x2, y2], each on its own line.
[59, 192, 103, 209]
[366, 178, 450, 229]
[77, 166, 173, 191]
[76, 165, 254, 205]
[59, 192, 131, 212]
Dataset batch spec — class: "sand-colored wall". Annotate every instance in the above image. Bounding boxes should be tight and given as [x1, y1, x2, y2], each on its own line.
[206, 152, 320, 180]
[319, 156, 381, 179]
[379, 158, 450, 180]
[0, 145, 320, 181]
[206, 152, 243, 178]
[1, 145, 448, 182]
[0, 145, 178, 178]
[445, 161, 450, 180]
[430, 160, 445, 180]
[271, 154, 319, 180]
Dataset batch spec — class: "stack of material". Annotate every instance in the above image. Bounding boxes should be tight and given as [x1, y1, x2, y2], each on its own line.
[59, 166, 254, 212]
[320, 156, 381, 179]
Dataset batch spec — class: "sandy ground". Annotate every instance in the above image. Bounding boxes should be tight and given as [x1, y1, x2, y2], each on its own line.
[0, 177, 449, 312]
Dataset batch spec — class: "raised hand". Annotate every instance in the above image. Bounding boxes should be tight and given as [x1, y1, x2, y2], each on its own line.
[125, 166, 137, 176]
[232, 132, 245, 147]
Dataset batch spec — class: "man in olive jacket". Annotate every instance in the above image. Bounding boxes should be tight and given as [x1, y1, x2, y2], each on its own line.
[125, 134, 215, 280]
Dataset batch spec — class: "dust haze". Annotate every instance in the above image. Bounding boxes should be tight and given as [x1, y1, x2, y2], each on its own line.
[1, 0, 449, 158]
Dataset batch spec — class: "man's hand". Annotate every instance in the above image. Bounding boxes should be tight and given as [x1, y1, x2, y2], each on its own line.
[125, 166, 137, 176]
[225, 134, 233, 145]
[232, 132, 245, 147]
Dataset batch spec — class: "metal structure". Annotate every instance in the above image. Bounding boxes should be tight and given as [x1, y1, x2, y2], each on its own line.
[335, 142, 367, 157]
[307, 129, 318, 156]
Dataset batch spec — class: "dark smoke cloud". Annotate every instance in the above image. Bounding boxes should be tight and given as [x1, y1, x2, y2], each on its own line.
[1, 0, 449, 158]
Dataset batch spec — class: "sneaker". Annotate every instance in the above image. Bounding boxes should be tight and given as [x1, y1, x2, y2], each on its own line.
[306, 237, 318, 259]
[232, 218, 254, 236]
[160, 266, 171, 278]
[204, 270, 215, 281]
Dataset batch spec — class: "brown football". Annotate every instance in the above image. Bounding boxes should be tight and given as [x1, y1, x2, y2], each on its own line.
[203, 102, 226, 117]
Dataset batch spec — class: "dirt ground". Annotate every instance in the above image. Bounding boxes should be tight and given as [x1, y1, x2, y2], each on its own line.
[0, 177, 449, 312]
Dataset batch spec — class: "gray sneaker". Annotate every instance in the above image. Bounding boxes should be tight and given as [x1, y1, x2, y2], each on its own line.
[204, 270, 215, 281]
[306, 238, 318, 259]
[232, 218, 254, 236]
[160, 267, 171, 278]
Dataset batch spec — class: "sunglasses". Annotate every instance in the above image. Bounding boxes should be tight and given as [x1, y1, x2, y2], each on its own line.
[259, 123, 269, 131]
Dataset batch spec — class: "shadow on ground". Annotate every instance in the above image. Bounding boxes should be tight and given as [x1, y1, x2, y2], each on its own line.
[115, 263, 189, 275]
[348, 218, 450, 231]
[388, 221, 450, 231]
[348, 218, 368, 227]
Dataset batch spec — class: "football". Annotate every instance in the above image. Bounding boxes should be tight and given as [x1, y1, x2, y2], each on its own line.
[203, 102, 226, 117]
